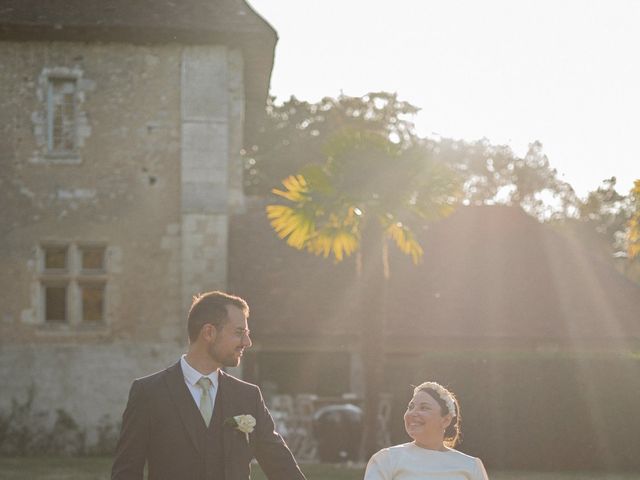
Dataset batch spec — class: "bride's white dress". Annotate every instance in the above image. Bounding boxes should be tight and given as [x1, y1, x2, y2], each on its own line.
[364, 442, 489, 480]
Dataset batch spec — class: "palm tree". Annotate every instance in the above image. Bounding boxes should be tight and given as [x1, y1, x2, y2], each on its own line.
[266, 129, 461, 457]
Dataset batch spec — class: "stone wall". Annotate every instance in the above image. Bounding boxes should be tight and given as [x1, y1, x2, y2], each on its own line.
[0, 342, 184, 443]
[0, 39, 246, 435]
[0, 41, 184, 344]
[179, 45, 243, 311]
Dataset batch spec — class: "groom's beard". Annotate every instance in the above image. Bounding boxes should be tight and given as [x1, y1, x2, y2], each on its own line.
[208, 343, 242, 368]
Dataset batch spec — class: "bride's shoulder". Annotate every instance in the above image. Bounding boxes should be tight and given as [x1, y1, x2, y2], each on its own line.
[372, 442, 414, 459]
[445, 448, 475, 458]
[388, 442, 415, 451]
[444, 448, 483, 465]
[368, 443, 413, 471]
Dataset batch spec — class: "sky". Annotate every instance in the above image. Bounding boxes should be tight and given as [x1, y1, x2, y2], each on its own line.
[247, 0, 640, 198]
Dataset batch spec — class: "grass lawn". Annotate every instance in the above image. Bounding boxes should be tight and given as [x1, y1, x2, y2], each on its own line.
[0, 457, 639, 480]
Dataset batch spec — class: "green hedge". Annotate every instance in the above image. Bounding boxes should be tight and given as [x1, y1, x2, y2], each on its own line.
[384, 352, 640, 471]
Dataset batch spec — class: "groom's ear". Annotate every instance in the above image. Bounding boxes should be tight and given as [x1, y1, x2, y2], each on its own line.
[201, 323, 218, 342]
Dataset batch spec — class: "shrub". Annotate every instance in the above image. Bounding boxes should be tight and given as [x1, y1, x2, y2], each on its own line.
[0, 385, 117, 456]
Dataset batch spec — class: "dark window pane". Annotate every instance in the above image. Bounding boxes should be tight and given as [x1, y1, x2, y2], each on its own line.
[82, 284, 104, 322]
[81, 247, 105, 271]
[45, 286, 66, 322]
[44, 246, 67, 270]
[49, 78, 76, 153]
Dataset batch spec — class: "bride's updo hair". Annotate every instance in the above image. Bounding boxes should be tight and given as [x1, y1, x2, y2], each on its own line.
[414, 382, 462, 448]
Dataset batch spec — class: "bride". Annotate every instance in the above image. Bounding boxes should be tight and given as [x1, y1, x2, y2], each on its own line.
[364, 381, 489, 480]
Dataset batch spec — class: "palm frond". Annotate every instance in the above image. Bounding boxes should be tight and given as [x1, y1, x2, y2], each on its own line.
[266, 204, 314, 249]
[271, 175, 309, 202]
[384, 221, 424, 264]
[307, 227, 359, 262]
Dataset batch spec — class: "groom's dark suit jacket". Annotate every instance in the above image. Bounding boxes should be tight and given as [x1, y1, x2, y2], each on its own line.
[111, 361, 306, 480]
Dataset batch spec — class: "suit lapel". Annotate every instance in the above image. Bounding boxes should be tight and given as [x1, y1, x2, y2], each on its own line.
[219, 371, 236, 467]
[164, 360, 206, 454]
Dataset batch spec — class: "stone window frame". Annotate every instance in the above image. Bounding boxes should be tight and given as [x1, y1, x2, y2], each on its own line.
[33, 67, 92, 165]
[46, 74, 79, 157]
[37, 242, 109, 329]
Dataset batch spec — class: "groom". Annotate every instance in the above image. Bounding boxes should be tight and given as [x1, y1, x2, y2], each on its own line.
[111, 291, 306, 480]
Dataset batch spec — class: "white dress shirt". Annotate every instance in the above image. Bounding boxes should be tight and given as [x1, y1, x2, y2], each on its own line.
[180, 354, 219, 412]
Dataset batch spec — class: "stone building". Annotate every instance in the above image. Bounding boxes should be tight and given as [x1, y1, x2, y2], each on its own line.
[0, 0, 276, 441]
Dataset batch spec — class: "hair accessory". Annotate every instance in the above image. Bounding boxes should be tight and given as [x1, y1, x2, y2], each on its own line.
[414, 381, 457, 417]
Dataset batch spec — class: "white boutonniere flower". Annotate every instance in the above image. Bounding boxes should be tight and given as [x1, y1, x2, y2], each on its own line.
[225, 414, 256, 443]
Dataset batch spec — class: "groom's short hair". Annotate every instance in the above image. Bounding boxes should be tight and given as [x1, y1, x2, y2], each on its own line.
[187, 291, 249, 342]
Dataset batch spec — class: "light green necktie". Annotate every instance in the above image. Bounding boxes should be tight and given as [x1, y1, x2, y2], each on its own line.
[196, 377, 213, 427]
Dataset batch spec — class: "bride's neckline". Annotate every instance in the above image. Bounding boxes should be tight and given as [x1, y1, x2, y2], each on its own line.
[411, 441, 451, 453]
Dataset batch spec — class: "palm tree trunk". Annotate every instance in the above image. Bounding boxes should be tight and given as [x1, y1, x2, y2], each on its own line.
[358, 222, 389, 460]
